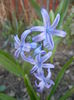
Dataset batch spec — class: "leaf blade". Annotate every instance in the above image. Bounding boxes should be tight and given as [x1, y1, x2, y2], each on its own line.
[0, 50, 24, 77]
[24, 74, 39, 100]
[47, 56, 74, 100]
[29, 0, 41, 19]
[55, 0, 69, 28]
[0, 93, 16, 100]
[59, 87, 74, 100]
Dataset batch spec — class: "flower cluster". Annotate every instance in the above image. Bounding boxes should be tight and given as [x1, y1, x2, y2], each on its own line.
[14, 8, 66, 92]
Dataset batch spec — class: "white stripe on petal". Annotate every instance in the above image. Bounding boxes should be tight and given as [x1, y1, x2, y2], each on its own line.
[14, 35, 20, 45]
[21, 52, 35, 64]
[32, 32, 45, 42]
[42, 63, 54, 69]
[21, 29, 31, 41]
[31, 26, 44, 32]
[41, 8, 50, 27]
[30, 65, 38, 73]
[46, 34, 54, 50]
[51, 13, 60, 29]
[34, 73, 42, 81]
[52, 29, 66, 37]
[14, 49, 20, 58]
[30, 42, 37, 49]
[41, 52, 52, 63]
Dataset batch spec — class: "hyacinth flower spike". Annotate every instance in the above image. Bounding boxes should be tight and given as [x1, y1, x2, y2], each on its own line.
[14, 29, 37, 62]
[34, 70, 54, 92]
[31, 8, 66, 50]
[30, 51, 54, 74]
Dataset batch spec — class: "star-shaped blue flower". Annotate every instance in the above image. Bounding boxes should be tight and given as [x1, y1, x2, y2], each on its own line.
[34, 70, 54, 92]
[14, 29, 37, 62]
[30, 52, 54, 74]
[31, 8, 66, 50]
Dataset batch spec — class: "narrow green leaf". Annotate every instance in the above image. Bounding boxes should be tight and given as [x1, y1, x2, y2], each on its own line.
[49, 10, 55, 24]
[24, 74, 39, 100]
[33, 19, 43, 26]
[55, 0, 65, 15]
[47, 56, 74, 100]
[0, 50, 24, 77]
[63, 13, 74, 34]
[29, 0, 41, 19]
[59, 87, 74, 100]
[55, 0, 69, 28]
[0, 93, 16, 100]
[22, 61, 32, 74]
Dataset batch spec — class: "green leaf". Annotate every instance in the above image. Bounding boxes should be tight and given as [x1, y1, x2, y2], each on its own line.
[22, 61, 32, 74]
[24, 74, 39, 100]
[0, 93, 16, 100]
[29, 0, 41, 19]
[33, 19, 43, 26]
[55, 0, 69, 28]
[0, 85, 6, 92]
[47, 56, 74, 100]
[59, 87, 74, 100]
[49, 10, 55, 24]
[55, 0, 65, 15]
[63, 13, 74, 34]
[0, 50, 24, 77]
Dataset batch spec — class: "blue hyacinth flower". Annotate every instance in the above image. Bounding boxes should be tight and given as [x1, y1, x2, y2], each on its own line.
[14, 29, 37, 62]
[30, 52, 54, 74]
[34, 70, 54, 92]
[31, 8, 66, 50]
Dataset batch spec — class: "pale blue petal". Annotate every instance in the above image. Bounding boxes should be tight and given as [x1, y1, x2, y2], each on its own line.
[45, 83, 52, 88]
[14, 35, 20, 45]
[34, 73, 42, 81]
[31, 26, 44, 32]
[41, 8, 50, 27]
[38, 81, 45, 92]
[35, 80, 39, 87]
[21, 52, 35, 64]
[45, 80, 54, 88]
[46, 69, 52, 79]
[52, 30, 66, 37]
[22, 43, 31, 52]
[30, 65, 38, 73]
[51, 13, 60, 29]
[48, 80, 55, 86]
[43, 39, 48, 47]
[46, 34, 54, 50]
[36, 54, 41, 63]
[30, 42, 37, 49]
[14, 42, 20, 49]
[35, 80, 45, 92]
[14, 49, 20, 58]
[41, 52, 52, 63]
[32, 32, 45, 42]
[42, 64, 54, 69]
[43, 34, 54, 49]
[35, 81, 45, 92]
[21, 29, 31, 41]
[40, 50, 46, 55]
[34, 46, 42, 55]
